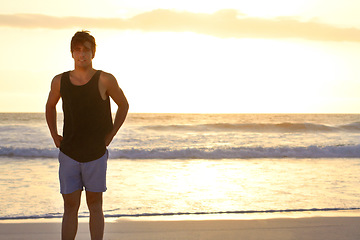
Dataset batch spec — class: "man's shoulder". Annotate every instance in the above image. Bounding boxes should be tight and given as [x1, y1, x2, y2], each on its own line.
[99, 71, 117, 85]
[52, 71, 71, 83]
[51, 73, 63, 85]
[51, 71, 70, 89]
[99, 71, 115, 80]
[53, 73, 63, 81]
[49, 73, 63, 91]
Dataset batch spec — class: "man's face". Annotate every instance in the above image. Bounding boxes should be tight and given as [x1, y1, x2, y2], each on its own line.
[72, 41, 94, 67]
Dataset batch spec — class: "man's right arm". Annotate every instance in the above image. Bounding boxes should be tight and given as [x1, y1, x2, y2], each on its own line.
[45, 74, 63, 148]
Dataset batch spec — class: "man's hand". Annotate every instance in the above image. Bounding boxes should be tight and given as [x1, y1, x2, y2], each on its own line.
[52, 134, 63, 148]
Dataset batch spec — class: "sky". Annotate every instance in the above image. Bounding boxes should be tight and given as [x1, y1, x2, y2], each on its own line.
[1, 0, 360, 113]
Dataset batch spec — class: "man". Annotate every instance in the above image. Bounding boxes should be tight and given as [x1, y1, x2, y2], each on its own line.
[45, 31, 129, 240]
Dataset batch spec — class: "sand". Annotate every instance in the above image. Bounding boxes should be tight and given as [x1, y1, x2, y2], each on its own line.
[0, 216, 359, 240]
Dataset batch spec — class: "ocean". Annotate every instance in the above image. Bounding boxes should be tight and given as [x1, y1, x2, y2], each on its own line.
[1, 113, 360, 220]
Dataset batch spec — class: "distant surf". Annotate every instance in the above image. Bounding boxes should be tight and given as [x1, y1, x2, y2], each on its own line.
[143, 122, 360, 133]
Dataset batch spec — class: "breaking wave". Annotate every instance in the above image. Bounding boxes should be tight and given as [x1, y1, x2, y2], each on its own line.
[1, 144, 360, 159]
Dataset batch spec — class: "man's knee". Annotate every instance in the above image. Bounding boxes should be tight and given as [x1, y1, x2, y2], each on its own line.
[63, 190, 81, 212]
[86, 192, 103, 212]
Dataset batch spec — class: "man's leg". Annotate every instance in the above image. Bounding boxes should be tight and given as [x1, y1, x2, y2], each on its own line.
[62, 189, 82, 240]
[86, 191, 104, 240]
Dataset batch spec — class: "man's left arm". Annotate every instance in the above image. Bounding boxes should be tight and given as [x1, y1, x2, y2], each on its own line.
[103, 73, 129, 146]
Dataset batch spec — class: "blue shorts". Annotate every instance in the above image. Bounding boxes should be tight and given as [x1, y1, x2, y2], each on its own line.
[58, 150, 108, 194]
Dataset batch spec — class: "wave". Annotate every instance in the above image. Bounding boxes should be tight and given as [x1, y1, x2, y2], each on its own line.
[110, 145, 360, 159]
[2, 207, 360, 220]
[1, 145, 360, 159]
[0, 147, 58, 158]
[143, 122, 360, 133]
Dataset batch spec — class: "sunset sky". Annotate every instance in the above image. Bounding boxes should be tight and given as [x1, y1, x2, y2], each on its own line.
[1, 0, 360, 113]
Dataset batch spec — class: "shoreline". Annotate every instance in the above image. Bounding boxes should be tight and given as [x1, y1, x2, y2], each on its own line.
[2, 209, 360, 223]
[1, 215, 359, 240]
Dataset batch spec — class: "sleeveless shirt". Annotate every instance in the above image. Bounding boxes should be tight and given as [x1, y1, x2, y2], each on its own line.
[60, 70, 113, 162]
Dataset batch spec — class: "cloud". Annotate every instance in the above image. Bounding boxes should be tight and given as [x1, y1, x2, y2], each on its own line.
[1, 9, 360, 42]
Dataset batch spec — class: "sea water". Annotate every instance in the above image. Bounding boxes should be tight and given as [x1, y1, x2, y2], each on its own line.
[0, 113, 360, 220]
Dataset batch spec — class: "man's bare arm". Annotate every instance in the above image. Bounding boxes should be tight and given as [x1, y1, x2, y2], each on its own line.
[45, 75, 63, 148]
[102, 73, 129, 146]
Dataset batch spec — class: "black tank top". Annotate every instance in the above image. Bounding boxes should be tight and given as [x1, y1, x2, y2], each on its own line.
[60, 70, 113, 162]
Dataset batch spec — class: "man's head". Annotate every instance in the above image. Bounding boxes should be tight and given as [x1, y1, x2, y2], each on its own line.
[71, 31, 96, 58]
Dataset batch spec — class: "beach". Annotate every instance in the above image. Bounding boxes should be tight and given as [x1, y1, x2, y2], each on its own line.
[2, 0, 360, 238]
[1, 215, 360, 240]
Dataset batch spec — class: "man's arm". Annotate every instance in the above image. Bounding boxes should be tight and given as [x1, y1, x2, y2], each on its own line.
[45, 74, 63, 148]
[102, 73, 129, 146]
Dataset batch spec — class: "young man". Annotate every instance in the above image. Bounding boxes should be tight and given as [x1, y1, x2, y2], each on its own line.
[45, 31, 129, 240]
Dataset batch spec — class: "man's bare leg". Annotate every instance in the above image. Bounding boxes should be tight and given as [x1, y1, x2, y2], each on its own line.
[86, 191, 104, 240]
[62, 189, 82, 240]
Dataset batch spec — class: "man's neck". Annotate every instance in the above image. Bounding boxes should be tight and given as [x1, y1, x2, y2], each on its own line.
[73, 65, 95, 77]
